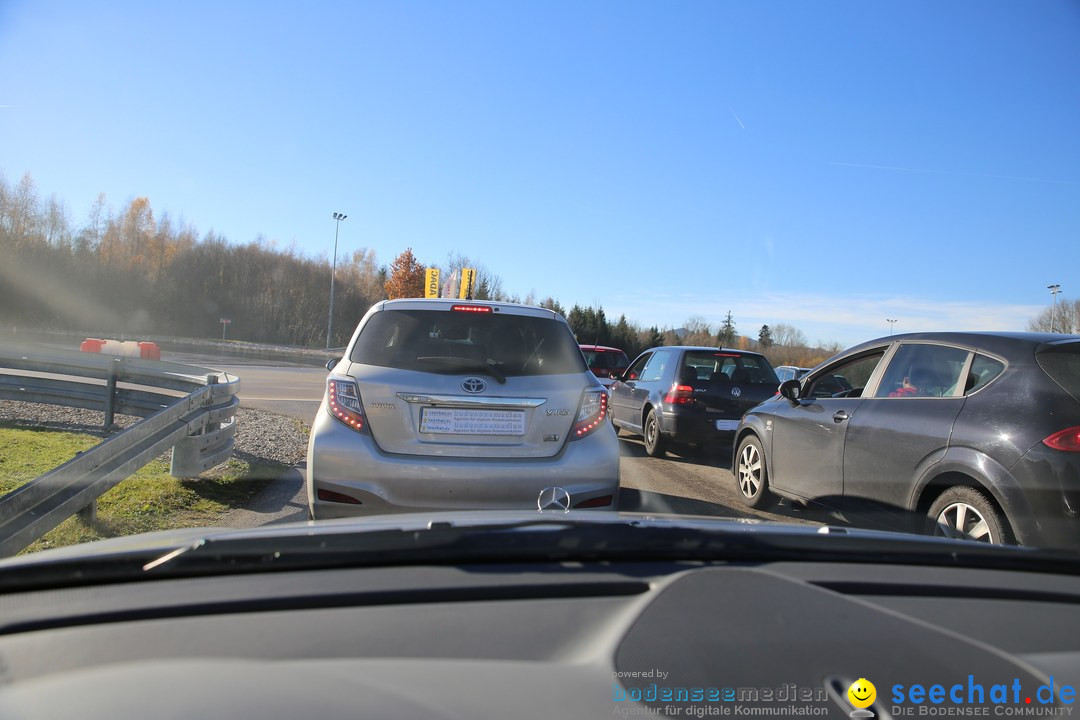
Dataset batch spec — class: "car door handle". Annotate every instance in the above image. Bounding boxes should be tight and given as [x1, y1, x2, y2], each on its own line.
[832, 410, 849, 423]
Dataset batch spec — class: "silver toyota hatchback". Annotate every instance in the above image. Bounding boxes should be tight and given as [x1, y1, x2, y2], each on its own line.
[307, 298, 621, 518]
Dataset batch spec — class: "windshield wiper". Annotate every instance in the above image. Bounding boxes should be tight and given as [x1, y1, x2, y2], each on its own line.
[413, 356, 507, 383]
[4, 516, 1078, 594]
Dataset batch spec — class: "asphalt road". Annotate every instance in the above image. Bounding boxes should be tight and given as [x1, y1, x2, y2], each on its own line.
[173, 352, 819, 530]
[169, 351, 327, 423]
[614, 434, 818, 527]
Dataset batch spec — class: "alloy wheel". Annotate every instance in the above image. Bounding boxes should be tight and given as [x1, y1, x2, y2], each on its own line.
[934, 502, 995, 543]
[738, 443, 762, 499]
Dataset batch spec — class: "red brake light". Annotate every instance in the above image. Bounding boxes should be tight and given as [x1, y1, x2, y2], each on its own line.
[327, 377, 367, 432]
[663, 383, 695, 405]
[1044, 427, 1080, 452]
[571, 390, 608, 440]
[451, 304, 492, 313]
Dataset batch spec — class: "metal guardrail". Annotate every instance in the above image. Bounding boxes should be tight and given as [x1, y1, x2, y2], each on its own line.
[0, 344, 240, 556]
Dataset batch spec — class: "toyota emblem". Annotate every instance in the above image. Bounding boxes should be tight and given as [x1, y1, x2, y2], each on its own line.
[462, 377, 487, 394]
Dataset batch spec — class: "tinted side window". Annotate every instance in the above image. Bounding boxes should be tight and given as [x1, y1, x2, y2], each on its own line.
[874, 344, 970, 398]
[966, 354, 1006, 395]
[807, 352, 885, 399]
[640, 349, 673, 382]
[351, 309, 586, 377]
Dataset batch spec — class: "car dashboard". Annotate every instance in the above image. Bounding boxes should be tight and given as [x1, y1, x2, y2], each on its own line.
[1, 555, 1079, 719]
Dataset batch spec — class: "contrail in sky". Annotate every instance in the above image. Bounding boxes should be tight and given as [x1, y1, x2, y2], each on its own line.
[729, 107, 745, 130]
[829, 161, 1075, 185]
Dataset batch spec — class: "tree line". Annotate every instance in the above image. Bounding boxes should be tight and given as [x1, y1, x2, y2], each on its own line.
[2, 170, 842, 364]
[1028, 299, 1079, 335]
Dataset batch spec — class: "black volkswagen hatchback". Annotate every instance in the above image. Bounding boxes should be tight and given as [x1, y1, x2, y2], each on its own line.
[734, 332, 1080, 550]
[610, 346, 779, 457]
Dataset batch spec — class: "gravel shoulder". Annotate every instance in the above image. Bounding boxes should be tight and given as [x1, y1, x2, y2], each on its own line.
[0, 401, 308, 466]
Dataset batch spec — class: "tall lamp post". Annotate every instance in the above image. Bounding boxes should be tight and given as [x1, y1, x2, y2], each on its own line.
[327, 212, 347, 349]
[886, 318, 897, 335]
[1048, 284, 1061, 333]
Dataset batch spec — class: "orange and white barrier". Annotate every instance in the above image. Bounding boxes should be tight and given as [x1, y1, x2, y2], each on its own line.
[80, 339, 161, 361]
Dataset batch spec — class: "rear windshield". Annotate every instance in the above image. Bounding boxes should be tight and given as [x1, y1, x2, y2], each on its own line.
[1037, 345, 1080, 403]
[350, 308, 588, 377]
[582, 349, 629, 370]
[682, 351, 779, 385]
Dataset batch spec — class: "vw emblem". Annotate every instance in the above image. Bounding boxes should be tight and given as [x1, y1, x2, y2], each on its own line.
[537, 486, 572, 514]
[462, 377, 487, 394]
[730, 386, 742, 398]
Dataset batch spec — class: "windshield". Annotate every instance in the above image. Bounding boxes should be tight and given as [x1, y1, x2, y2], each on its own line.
[684, 351, 780, 386]
[349, 308, 586, 377]
[3, 2, 1080, 703]
[583, 348, 629, 372]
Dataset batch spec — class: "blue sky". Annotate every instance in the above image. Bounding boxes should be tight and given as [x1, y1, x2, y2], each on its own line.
[2, 0, 1078, 347]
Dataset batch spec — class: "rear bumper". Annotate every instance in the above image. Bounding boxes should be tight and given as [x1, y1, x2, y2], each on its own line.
[1006, 444, 1080, 550]
[307, 408, 621, 519]
[659, 408, 739, 446]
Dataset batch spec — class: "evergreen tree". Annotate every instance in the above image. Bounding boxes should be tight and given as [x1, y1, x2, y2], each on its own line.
[758, 324, 773, 348]
[716, 311, 737, 348]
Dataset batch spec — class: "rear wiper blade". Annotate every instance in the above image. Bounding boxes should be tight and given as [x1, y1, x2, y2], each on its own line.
[414, 356, 506, 383]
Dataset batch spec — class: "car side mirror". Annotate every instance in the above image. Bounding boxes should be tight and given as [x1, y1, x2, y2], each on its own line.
[778, 378, 801, 405]
[326, 357, 340, 371]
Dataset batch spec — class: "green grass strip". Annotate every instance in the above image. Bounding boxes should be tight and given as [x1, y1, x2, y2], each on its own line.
[0, 425, 285, 553]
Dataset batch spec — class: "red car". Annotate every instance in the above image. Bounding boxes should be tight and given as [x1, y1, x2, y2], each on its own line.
[579, 345, 630, 387]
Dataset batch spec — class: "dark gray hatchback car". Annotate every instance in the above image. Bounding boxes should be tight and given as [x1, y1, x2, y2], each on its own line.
[734, 332, 1080, 550]
[610, 346, 779, 456]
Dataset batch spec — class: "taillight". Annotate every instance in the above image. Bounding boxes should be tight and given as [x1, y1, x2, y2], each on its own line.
[451, 304, 492, 313]
[571, 390, 608, 439]
[1044, 427, 1080, 452]
[327, 376, 367, 432]
[663, 383, 695, 405]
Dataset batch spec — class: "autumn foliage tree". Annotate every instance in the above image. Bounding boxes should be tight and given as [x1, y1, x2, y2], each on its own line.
[384, 248, 426, 300]
[0, 171, 388, 345]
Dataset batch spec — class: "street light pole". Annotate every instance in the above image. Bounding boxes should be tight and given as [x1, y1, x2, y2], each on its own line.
[327, 212, 347, 349]
[886, 318, 897, 335]
[1048, 284, 1061, 333]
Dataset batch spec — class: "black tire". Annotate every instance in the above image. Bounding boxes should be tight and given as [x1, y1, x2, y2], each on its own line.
[643, 408, 667, 458]
[928, 486, 1011, 544]
[735, 435, 775, 509]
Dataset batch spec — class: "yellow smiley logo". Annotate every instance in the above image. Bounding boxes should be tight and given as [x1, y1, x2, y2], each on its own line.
[848, 678, 876, 709]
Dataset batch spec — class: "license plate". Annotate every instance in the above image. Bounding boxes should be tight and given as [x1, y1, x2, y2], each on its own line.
[715, 419, 739, 431]
[420, 408, 526, 436]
